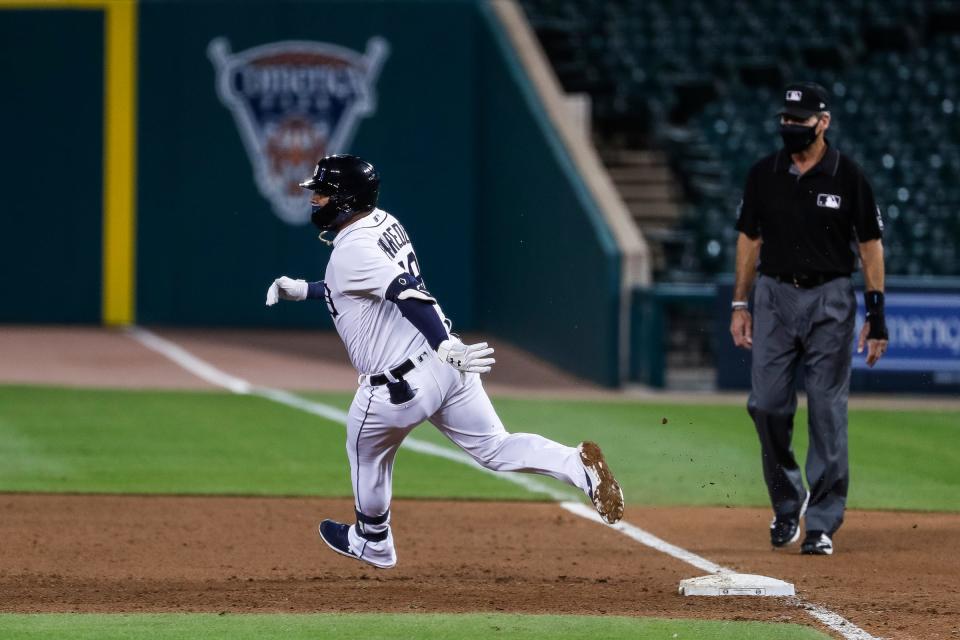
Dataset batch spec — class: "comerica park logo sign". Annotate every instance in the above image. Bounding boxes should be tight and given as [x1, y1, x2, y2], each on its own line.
[209, 37, 389, 225]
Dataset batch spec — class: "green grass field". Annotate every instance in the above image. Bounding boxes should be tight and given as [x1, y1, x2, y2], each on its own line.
[1, 383, 956, 639]
[0, 613, 831, 640]
[2, 386, 957, 510]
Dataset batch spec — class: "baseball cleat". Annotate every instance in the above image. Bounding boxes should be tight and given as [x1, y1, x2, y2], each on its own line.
[579, 441, 624, 525]
[770, 491, 809, 548]
[317, 520, 396, 569]
[801, 530, 833, 555]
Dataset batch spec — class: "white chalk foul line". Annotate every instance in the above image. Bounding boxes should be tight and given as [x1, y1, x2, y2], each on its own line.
[128, 326, 878, 640]
[130, 327, 252, 395]
[560, 501, 729, 575]
[795, 601, 882, 640]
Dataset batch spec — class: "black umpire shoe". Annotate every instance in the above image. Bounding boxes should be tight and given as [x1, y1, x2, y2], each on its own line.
[801, 530, 834, 555]
[770, 491, 809, 547]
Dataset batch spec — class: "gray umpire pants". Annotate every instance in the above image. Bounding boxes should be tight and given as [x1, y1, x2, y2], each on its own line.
[748, 275, 855, 535]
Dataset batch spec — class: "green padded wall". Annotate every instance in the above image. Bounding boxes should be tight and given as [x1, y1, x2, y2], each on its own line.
[0, 10, 104, 323]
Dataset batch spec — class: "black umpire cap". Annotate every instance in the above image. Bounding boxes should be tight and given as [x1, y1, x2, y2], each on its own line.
[778, 82, 830, 119]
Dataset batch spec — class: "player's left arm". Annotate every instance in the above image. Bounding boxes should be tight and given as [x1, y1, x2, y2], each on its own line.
[857, 239, 887, 367]
[385, 274, 495, 374]
[853, 167, 888, 367]
[384, 274, 446, 350]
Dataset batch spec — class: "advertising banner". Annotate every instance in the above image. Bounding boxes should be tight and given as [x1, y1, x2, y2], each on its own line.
[715, 280, 960, 393]
[854, 292, 960, 380]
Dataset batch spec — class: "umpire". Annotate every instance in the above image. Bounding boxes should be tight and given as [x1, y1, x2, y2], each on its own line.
[729, 82, 889, 556]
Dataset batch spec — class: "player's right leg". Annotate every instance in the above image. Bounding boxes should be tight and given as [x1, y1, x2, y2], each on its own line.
[427, 359, 623, 524]
[318, 366, 441, 568]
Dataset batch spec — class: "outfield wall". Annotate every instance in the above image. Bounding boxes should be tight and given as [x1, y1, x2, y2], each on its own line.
[0, 8, 105, 323]
[0, 0, 628, 385]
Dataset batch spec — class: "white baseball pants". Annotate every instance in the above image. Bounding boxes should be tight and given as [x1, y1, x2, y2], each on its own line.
[340, 351, 590, 567]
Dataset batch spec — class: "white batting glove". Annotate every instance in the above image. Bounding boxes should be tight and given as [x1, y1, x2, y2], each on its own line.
[437, 338, 496, 374]
[265, 276, 308, 306]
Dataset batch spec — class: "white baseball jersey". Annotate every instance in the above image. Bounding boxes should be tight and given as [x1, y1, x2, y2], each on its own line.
[323, 208, 439, 376]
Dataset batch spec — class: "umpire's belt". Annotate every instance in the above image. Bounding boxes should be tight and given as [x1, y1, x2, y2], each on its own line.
[361, 350, 431, 386]
[766, 272, 847, 289]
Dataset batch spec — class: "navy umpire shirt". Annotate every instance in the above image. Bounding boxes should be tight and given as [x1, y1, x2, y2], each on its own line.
[735, 143, 884, 276]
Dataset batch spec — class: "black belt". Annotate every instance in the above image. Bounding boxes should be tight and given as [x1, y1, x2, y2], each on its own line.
[766, 272, 847, 289]
[367, 351, 428, 386]
[369, 360, 415, 386]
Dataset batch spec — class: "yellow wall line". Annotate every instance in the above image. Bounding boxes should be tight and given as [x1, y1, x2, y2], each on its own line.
[101, 0, 137, 325]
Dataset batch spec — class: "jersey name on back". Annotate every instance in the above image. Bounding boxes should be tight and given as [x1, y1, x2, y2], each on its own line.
[377, 222, 411, 260]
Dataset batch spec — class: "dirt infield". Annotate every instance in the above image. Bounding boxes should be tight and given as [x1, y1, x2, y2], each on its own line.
[0, 326, 591, 396]
[2, 326, 959, 639]
[0, 494, 958, 639]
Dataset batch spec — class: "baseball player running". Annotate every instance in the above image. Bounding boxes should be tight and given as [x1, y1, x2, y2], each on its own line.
[266, 155, 623, 569]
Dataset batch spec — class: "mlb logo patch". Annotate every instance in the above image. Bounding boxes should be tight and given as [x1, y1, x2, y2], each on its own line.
[786, 90, 802, 102]
[817, 193, 842, 209]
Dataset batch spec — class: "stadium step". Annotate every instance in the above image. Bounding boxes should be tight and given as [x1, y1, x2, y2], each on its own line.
[601, 148, 687, 276]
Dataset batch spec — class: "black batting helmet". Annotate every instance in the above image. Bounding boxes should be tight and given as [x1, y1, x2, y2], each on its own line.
[299, 155, 380, 231]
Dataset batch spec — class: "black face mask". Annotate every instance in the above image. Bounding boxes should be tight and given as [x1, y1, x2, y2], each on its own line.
[311, 199, 356, 232]
[311, 203, 332, 230]
[780, 122, 819, 154]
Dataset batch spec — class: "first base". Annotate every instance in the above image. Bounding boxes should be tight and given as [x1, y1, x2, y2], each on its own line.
[678, 573, 795, 596]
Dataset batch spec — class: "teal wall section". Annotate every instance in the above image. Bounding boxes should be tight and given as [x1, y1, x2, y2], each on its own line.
[0, 10, 103, 323]
[474, 5, 622, 386]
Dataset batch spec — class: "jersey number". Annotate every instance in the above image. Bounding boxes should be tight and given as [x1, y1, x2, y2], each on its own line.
[398, 251, 424, 285]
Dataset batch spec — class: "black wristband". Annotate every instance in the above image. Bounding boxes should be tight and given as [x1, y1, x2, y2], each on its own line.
[306, 281, 326, 300]
[865, 290, 884, 316]
[864, 290, 888, 340]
